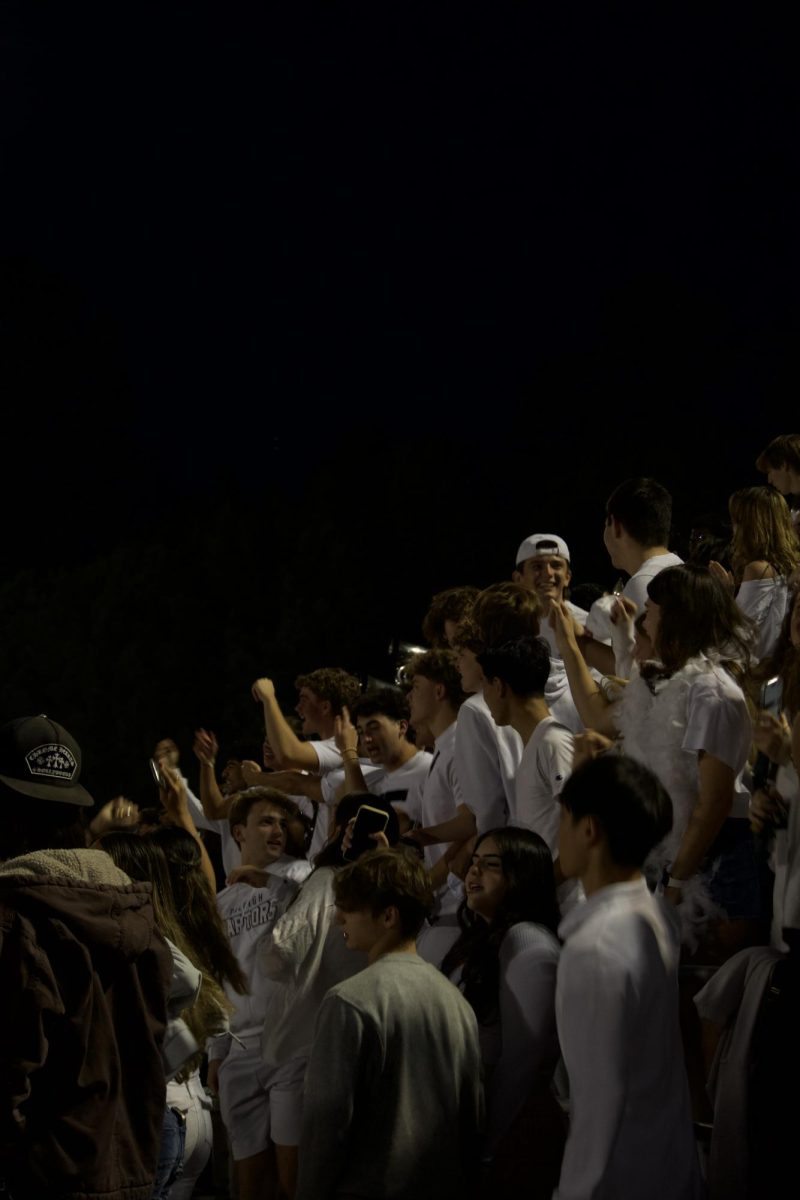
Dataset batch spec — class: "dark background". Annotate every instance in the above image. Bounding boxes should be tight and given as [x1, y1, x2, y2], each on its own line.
[0, 4, 794, 802]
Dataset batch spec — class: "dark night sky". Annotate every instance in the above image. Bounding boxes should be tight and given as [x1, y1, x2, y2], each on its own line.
[0, 4, 795, 796]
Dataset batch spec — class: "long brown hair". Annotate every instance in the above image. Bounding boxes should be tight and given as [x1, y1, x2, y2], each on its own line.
[99, 831, 233, 1076]
[729, 487, 800, 581]
[150, 825, 247, 995]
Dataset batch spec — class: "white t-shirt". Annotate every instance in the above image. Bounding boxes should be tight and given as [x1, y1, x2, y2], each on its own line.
[512, 717, 574, 854]
[216, 873, 299, 1040]
[615, 657, 753, 863]
[304, 758, 384, 864]
[736, 575, 791, 663]
[309, 736, 343, 776]
[371, 750, 433, 825]
[454, 693, 522, 834]
[622, 552, 683, 613]
[421, 723, 463, 917]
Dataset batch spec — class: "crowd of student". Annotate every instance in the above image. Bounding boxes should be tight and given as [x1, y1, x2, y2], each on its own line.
[2, 433, 800, 1200]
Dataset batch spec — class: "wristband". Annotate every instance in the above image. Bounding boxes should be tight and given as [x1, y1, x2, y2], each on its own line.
[666, 874, 685, 890]
[340, 749, 359, 760]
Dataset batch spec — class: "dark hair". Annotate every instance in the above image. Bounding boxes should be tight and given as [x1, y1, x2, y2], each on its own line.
[228, 787, 300, 837]
[647, 564, 753, 676]
[150, 825, 248, 994]
[606, 477, 672, 548]
[756, 434, 800, 475]
[441, 828, 560, 1022]
[569, 582, 606, 612]
[403, 648, 466, 711]
[422, 586, 480, 647]
[559, 756, 673, 868]
[350, 688, 410, 724]
[137, 806, 165, 830]
[334, 847, 433, 938]
[0, 793, 87, 861]
[685, 513, 732, 568]
[314, 792, 401, 869]
[477, 636, 551, 697]
[293, 668, 362, 717]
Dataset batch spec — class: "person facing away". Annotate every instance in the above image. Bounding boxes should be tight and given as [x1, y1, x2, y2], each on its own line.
[581, 476, 683, 666]
[553, 754, 703, 1200]
[479, 634, 579, 911]
[296, 847, 483, 1200]
[0, 715, 171, 1200]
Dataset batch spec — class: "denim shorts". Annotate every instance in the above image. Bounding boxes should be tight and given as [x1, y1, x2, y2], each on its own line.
[702, 817, 761, 921]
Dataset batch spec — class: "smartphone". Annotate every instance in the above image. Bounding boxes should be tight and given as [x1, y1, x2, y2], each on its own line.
[343, 804, 390, 862]
[149, 758, 167, 788]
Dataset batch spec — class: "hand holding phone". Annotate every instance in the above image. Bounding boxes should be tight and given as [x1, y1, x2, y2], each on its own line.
[343, 805, 390, 862]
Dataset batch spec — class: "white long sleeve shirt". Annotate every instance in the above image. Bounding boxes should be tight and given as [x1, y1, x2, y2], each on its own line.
[554, 879, 702, 1200]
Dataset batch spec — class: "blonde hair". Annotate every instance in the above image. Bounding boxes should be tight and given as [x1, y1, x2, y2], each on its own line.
[728, 487, 800, 580]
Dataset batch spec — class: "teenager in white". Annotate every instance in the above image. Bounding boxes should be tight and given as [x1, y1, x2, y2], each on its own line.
[550, 565, 758, 953]
[554, 755, 702, 1200]
[512, 534, 591, 732]
[210, 787, 302, 1200]
[479, 633, 580, 911]
[250, 667, 362, 860]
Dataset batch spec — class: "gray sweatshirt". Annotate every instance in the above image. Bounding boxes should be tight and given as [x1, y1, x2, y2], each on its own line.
[297, 951, 483, 1200]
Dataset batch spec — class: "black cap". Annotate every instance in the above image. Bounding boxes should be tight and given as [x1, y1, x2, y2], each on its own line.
[0, 715, 93, 807]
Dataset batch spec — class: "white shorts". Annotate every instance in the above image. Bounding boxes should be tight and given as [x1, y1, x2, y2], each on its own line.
[218, 1043, 306, 1159]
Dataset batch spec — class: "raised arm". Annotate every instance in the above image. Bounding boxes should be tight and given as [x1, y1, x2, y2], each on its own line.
[333, 708, 371, 794]
[252, 677, 321, 771]
[241, 761, 324, 804]
[549, 602, 617, 737]
[192, 729, 231, 821]
[159, 763, 218, 894]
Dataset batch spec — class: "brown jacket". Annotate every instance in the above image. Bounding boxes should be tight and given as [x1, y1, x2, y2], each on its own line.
[0, 848, 172, 1199]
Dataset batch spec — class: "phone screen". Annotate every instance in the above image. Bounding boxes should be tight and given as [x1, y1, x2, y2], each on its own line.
[149, 758, 166, 788]
[343, 805, 390, 861]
